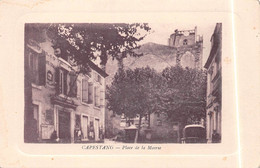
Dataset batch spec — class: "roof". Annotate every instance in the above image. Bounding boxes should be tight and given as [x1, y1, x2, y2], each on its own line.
[124, 125, 138, 130]
[184, 124, 205, 129]
[88, 61, 109, 78]
[204, 23, 222, 69]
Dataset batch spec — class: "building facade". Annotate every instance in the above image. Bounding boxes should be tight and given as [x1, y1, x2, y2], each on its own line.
[168, 27, 203, 69]
[24, 24, 108, 143]
[204, 23, 222, 143]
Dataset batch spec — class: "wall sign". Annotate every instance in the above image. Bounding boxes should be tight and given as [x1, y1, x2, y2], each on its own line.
[47, 70, 53, 81]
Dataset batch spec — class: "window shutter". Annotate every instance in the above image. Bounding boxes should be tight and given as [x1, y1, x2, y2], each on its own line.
[55, 68, 61, 94]
[38, 51, 46, 85]
[97, 87, 100, 107]
[64, 70, 68, 95]
[28, 49, 39, 84]
[69, 72, 77, 97]
[77, 79, 81, 99]
[98, 75, 102, 85]
[100, 88, 104, 106]
[82, 79, 88, 103]
[88, 82, 93, 104]
[30, 52, 39, 84]
[29, 52, 35, 83]
[94, 86, 97, 106]
[94, 86, 100, 107]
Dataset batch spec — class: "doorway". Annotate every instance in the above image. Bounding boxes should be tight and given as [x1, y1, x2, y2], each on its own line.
[94, 118, 99, 141]
[82, 116, 88, 140]
[58, 111, 71, 143]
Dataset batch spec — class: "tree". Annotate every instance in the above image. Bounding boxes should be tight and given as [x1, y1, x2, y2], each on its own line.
[48, 23, 151, 73]
[160, 66, 207, 126]
[106, 67, 164, 142]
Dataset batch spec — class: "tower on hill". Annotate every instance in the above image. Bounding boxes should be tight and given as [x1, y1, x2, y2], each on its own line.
[168, 26, 203, 69]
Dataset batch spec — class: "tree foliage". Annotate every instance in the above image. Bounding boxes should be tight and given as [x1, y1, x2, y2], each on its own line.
[161, 66, 207, 124]
[107, 67, 163, 118]
[107, 65, 207, 127]
[107, 66, 164, 142]
[48, 23, 151, 73]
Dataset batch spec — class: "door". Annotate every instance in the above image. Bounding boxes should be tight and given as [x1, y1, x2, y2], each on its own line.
[58, 111, 71, 143]
[94, 119, 99, 141]
[32, 104, 39, 141]
[82, 116, 88, 140]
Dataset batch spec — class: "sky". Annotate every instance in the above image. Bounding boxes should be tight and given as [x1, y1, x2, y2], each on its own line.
[140, 23, 217, 65]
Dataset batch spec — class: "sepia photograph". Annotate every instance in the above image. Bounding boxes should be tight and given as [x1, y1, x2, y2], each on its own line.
[24, 22, 222, 144]
[1, 0, 259, 167]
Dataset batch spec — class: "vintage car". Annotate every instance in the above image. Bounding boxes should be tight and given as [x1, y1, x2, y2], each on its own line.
[181, 125, 207, 143]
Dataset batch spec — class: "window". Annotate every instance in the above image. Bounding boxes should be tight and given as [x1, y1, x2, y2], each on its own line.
[28, 49, 46, 85]
[77, 79, 81, 99]
[93, 72, 102, 85]
[88, 82, 93, 104]
[87, 69, 92, 77]
[68, 72, 77, 97]
[56, 68, 69, 95]
[183, 39, 188, 45]
[33, 104, 39, 122]
[94, 73, 98, 82]
[94, 86, 100, 107]
[100, 88, 104, 106]
[98, 75, 102, 85]
[32, 104, 39, 134]
[60, 69, 68, 95]
[56, 69, 78, 97]
[82, 78, 88, 103]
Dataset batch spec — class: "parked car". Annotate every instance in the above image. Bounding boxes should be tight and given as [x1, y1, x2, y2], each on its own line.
[181, 125, 207, 143]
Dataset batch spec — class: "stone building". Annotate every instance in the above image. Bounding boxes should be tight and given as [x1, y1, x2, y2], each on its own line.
[204, 23, 222, 143]
[168, 27, 203, 69]
[24, 24, 108, 143]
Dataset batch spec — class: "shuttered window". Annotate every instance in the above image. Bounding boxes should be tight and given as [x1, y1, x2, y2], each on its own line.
[69, 72, 77, 97]
[55, 68, 68, 95]
[88, 82, 93, 104]
[100, 88, 104, 107]
[77, 79, 81, 99]
[94, 86, 100, 107]
[62, 70, 68, 95]
[38, 52, 46, 85]
[55, 68, 60, 94]
[29, 49, 46, 86]
[98, 75, 102, 85]
[82, 78, 88, 103]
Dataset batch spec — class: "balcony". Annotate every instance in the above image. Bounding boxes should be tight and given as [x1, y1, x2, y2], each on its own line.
[51, 95, 78, 110]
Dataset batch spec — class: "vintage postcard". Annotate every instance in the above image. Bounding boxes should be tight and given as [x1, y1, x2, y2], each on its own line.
[0, 0, 259, 167]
